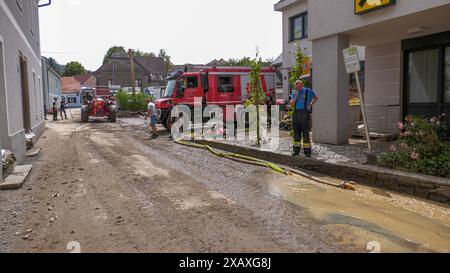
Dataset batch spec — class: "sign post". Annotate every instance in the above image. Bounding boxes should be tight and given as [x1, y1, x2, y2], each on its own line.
[343, 47, 372, 151]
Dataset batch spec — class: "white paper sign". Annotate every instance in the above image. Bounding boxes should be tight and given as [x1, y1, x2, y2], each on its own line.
[343, 47, 361, 74]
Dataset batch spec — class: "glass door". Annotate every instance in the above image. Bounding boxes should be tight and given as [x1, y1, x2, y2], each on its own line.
[402, 32, 450, 138]
[406, 48, 441, 119]
[408, 49, 439, 104]
[445, 47, 450, 103]
[443, 47, 450, 137]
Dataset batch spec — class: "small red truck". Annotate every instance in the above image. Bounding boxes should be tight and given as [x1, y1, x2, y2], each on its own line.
[80, 87, 117, 123]
[155, 66, 278, 129]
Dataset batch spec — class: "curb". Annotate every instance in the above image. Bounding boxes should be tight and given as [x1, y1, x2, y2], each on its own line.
[194, 140, 450, 205]
[0, 165, 33, 190]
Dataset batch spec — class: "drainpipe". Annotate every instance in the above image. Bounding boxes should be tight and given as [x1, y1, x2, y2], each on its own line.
[38, 0, 52, 8]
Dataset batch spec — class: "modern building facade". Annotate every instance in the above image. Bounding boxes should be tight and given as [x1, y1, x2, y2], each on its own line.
[275, 0, 312, 100]
[41, 56, 62, 113]
[0, 0, 45, 161]
[275, 0, 450, 144]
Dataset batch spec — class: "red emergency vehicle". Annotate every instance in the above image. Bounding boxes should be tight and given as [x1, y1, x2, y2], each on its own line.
[155, 66, 279, 129]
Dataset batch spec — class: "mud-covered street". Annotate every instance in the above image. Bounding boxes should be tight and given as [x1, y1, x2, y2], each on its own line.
[1, 112, 450, 253]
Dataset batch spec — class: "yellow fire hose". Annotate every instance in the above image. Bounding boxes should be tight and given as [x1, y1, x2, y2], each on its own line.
[174, 140, 356, 191]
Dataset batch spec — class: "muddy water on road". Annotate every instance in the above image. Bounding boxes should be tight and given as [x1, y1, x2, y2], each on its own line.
[121, 118, 450, 253]
[264, 172, 450, 253]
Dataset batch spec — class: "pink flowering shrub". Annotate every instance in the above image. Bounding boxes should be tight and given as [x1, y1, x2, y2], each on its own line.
[379, 115, 450, 177]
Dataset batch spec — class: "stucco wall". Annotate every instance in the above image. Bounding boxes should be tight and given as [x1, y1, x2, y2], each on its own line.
[365, 41, 402, 106]
[363, 41, 402, 135]
[0, 38, 8, 149]
[0, 0, 44, 161]
[4, 0, 41, 57]
[280, 0, 312, 99]
[48, 71, 61, 98]
[312, 34, 350, 144]
[308, 0, 450, 40]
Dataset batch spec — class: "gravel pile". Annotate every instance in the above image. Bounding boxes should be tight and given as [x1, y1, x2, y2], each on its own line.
[118, 117, 386, 165]
[214, 137, 382, 165]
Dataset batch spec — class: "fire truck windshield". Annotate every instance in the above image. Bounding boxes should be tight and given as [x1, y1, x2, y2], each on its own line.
[164, 80, 177, 98]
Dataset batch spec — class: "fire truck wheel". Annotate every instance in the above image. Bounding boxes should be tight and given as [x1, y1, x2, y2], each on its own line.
[165, 117, 173, 132]
[110, 111, 117, 123]
[81, 110, 89, 123]
[162, 120, 168, 130]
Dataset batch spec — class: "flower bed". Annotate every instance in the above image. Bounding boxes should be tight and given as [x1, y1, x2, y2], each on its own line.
[378, 114, 450, 178]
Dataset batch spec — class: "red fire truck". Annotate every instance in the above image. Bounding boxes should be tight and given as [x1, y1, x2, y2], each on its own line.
[155, 66, 279, 129]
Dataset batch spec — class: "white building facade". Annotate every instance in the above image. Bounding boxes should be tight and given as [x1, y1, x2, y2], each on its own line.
[0, 0, 45, 161]
[275, 0, 450, 144]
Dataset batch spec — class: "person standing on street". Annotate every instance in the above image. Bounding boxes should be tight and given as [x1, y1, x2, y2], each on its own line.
[52, 98, 58, 121]
[290, 80, 318, 157]
[60, 97, 68, 120]
[145, 98, 159, 139]
[265, 89, 277, 125]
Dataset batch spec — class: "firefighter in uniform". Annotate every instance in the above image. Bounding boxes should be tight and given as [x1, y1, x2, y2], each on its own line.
[290, 80, 318, 157]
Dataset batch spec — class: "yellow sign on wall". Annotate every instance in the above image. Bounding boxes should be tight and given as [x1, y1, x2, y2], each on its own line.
[355, 0, 396, 15]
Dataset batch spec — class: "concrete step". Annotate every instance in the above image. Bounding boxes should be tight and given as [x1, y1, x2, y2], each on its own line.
[26, 147, 42, 158]
[0, 165, 33, 190]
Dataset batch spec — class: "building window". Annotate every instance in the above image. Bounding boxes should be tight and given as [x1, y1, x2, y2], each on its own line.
[113, 62, 118, 70]
[445, 47, 450, 103]
[408, 49, 439, 103]
[107, 79, 113, 86]
[126, 63, 130, 71]
[136, 79, 142, 87]
[289, 12, 308, 41]
[38, 77, 42, 117]
[33, 72, 38, 115]
[67, 97, 77, 104]
[218, 76, 234, 93]
[16, 0, 23, 13]
[30, 1, 38, 37]
[186, 76, 198, 89]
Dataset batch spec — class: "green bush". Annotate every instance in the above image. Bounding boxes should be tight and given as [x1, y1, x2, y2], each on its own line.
[378, 114, 450, 177]
[116, 90, 150, 111]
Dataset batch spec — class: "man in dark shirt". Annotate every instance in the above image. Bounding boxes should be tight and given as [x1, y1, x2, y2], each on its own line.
[60, 97, 68, 120]
[52, 98, 58, 121]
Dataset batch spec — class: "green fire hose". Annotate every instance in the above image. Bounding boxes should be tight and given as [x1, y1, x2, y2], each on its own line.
[174, 140, 356, 191]
[174, 140, 286, 174]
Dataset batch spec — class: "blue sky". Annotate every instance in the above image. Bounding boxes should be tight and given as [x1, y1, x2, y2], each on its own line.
[39, 0, 282, 71]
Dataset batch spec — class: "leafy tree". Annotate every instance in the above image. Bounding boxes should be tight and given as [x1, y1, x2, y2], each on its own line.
[158, 49, 172, 73]
[226, 57, 273, 67]
[135, 49, 156, 57]
[116, 89, 150, 111]
[103, 46, 126, 65]
[286, 46, 307, 137]
[289, 45, 306, 87]
[63, 61, 86, 77]
[227, 57, 252, 66]
[47, 57, 64, 75]
[245, 52, 266, 146]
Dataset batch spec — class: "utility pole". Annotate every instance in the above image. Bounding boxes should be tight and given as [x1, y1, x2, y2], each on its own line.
[128, 49, 136, 95]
